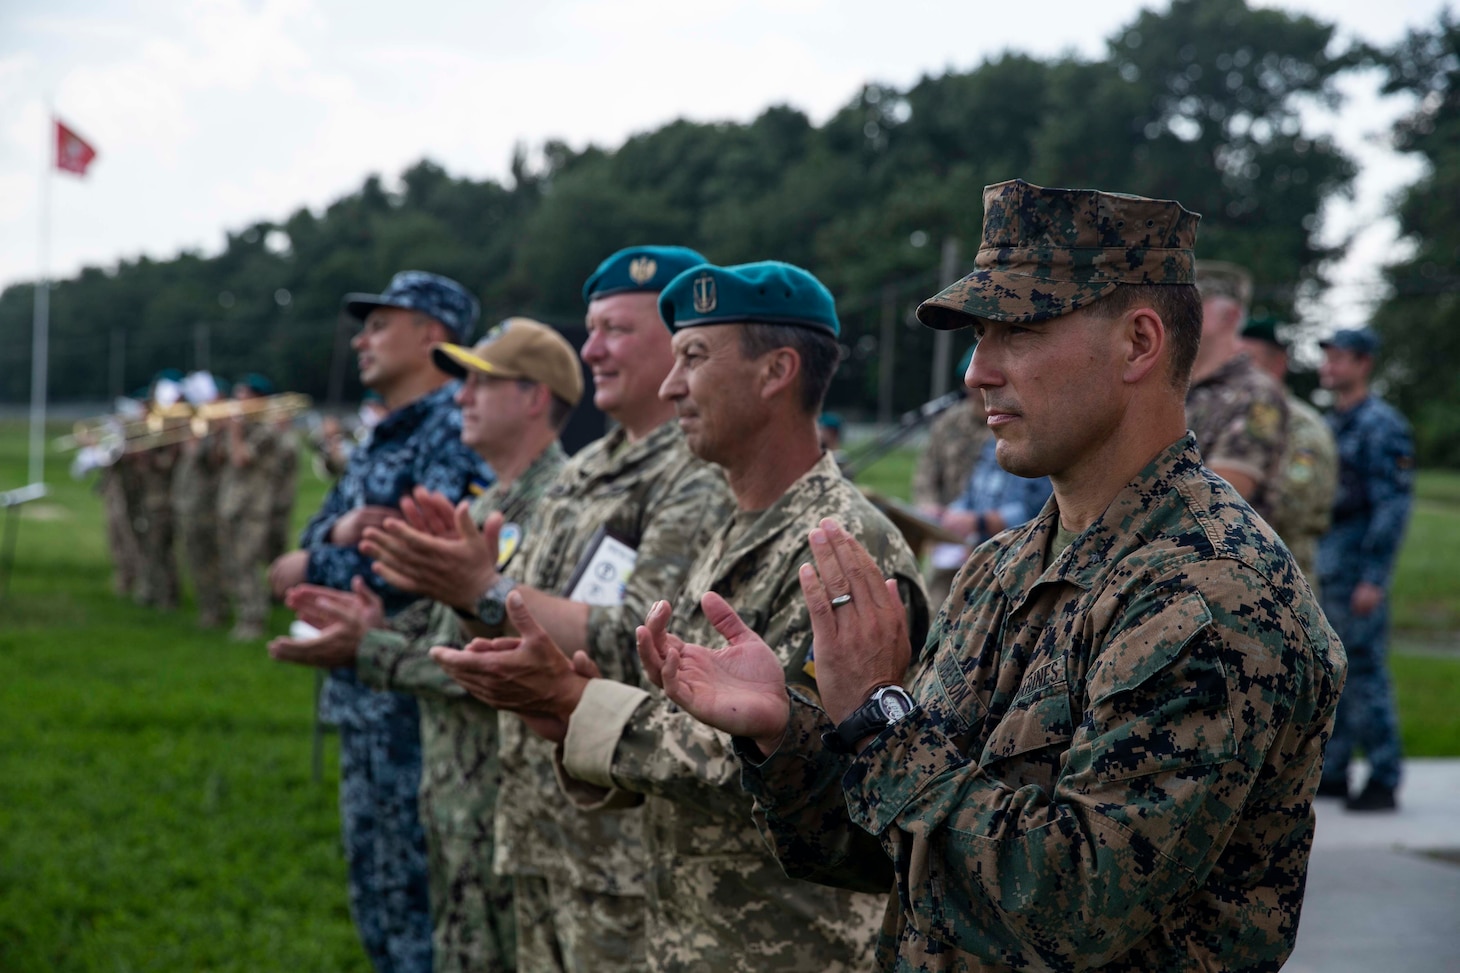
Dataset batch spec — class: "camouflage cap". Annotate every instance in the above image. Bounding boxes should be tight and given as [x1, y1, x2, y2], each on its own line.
[432, 317, 584, 407]
[343, 270, 481, 341]
[657, 260, 840, 336]
[582, 245, 709, 303]
[1196, 260, 1253, 306]
[915, 179, 1200, 330]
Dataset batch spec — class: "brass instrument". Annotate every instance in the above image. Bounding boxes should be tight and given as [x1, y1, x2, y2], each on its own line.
[59, 393, 313, 471]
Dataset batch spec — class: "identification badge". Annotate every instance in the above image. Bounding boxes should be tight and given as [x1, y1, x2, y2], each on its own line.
[563, 526, 638, 607]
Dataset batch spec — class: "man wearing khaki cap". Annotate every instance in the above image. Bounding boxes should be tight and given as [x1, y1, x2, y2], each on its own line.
[653, 180, 1345, 972]
[270, 317, 583, 973]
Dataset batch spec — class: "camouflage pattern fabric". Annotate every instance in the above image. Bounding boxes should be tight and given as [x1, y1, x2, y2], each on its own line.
[493, 421, 730, 969]
[737, 436, 1346, 972]
[1318, 394, 1415, 793]
[132, 444, 180, 609]
[558, 452, 930, 973]
[219, 422, 288, 632]
[1185, 353, 1290, 524]
[512, 875, 647, 973]
[1270, 394, 1338, 594]
[173, 433, 226, 625]
[98, 464, 141, 598]
[910, 399, 989, 511]
[357, 441, 568, 973]
[916, 179, 1199, 330]
[265, 427, 300, 563]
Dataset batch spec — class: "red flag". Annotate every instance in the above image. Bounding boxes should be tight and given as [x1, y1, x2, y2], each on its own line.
[55, 119, 98, 176]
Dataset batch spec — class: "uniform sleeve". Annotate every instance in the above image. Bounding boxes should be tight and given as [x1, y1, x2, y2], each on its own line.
[1204, 382, 1288, 486]
[581, 462, 732, 682]
[840, 565, 1298, 969]
[357, 625, 473, 703]
[414, 412, 494, 503]
[1358, 413, 1416, 588]
[300, 478, 348, 549]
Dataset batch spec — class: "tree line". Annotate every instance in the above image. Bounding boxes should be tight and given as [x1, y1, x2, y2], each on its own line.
[2, 0, 1456, 463]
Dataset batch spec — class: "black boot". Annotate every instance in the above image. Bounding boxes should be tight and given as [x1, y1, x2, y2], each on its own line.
[1346, 780, 1398, 812]
[1316, 777, 1349, 800]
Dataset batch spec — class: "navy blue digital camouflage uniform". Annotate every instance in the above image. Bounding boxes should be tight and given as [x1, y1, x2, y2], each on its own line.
[1317, 393, 1414, 793]
[302, 382, 494, 973]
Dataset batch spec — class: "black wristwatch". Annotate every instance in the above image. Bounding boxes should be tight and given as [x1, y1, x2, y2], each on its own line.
[822, 686, 916, 754]
[455, 576, 517, 626]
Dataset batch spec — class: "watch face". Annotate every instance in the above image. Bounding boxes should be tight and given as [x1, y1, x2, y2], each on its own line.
[878, 688, 912, 721]
[478, 596, 506, 627]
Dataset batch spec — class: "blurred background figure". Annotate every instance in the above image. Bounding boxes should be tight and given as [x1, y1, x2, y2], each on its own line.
[1316, 328, 1416, 812]
[172, 371, 227, 628]
[939, 436, 1053, 554]
[1240, 317, 1338, 594]
[132, 369, 184, 610]
[913, 345, 989, 607]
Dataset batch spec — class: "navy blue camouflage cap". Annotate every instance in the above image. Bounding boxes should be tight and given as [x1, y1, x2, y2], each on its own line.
[582, 245, 708, 303]
[343, 271, 480, 341]
[916, 179, 1201, 330]
[1319, 327, 1380, 356]
[657, 260, 840, 336]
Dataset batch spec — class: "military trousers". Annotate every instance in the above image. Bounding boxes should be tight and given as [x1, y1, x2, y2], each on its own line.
[1319, 584, 1403, 790]
[338, 709, 434, 973]
[512, 874, 645, 973]
[426, 828, 516, 973]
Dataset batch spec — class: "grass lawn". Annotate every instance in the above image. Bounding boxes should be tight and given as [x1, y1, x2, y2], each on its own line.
[0, 423, 1457, 970]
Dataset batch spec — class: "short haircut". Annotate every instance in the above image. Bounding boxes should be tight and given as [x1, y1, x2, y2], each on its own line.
[736, 323, 841, 415]
[514, 378, 576, 432]
[1091, 284, 1204, 391]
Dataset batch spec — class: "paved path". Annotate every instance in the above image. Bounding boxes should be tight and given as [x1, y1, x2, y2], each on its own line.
[1287, 759, 1460, 971]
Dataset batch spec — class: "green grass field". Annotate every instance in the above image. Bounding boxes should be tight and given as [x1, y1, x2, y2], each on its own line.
[1, 423, 1457, 970]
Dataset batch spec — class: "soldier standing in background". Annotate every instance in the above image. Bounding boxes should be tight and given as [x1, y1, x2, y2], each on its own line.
[1316, 327, 1415, 812]
[433, 261, 930, 973]
[132, 371, 184, 610]
[219, 373, 285, 641]
[1186, 261, 1289, 524]
[652, 181, 1343, 972]
[911, 345, 989, 606]
[1240, 317, 1338, 594]
[365, 246, 728, 973]
[266, 409, 300, 565]
[173, 417, 227, 628]
[98, 457, 142, 599]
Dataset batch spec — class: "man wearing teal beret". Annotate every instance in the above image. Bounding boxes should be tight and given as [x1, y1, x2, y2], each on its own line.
[440, 259, 931, 972]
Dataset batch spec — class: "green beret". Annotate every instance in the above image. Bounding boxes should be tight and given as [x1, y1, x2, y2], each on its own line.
[1241, 315, 1285, 349]
[582, 245, 708, 304]
[658, 260, 840, 337]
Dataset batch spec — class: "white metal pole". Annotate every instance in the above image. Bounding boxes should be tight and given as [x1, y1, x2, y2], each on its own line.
[28, 112, 52, 488]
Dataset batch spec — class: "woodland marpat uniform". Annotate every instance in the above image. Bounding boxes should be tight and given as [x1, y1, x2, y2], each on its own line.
[1185, 352, 1290, 524]
[738, 437, 1346, 972]
[357, 441, 567, 973]
[559, 452, 930, 973]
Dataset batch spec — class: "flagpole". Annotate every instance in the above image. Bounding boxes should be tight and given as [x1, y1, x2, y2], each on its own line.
[28, 108, 52, 488]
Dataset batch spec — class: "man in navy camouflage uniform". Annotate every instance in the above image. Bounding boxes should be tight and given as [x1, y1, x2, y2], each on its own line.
[654, 180, 1345, 972]
[1316, 327, 1415, 811]
[268, 271, 494, 973]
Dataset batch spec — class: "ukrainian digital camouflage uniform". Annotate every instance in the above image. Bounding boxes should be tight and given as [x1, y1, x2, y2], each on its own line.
[98, 463, 142, 598]
[173, 433, 225, 625]
[219, 422, 287, 634]
[301, 383, 494, 973]
[1185, 353, 1289, 525]
[737, 436, 1346, 972]
[557, 452, 930, 973]
[911, 399, 991, 608]
[492, 421, 730, 972]
[1270, 394, 1338, 593]
[266, 425, 300, 563]
[357, 441, 567, 973]
[133, 443, 180, 608]
[1317, 394, 1414, 794]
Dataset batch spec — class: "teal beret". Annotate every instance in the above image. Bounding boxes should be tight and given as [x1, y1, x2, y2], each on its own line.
[582, 245, 709, 304]
[1241, 315, 1285, 349]
[657, 260, 839, 336]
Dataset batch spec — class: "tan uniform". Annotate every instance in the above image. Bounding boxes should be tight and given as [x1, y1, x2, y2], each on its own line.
[1186, 353, 1290, 524]
[492, 422, 731, 972]
[218, 422, 285, 635]
[911, 398, 990, 608]
[1270, 393, 1338, 594]
[172, 433, 226, 626]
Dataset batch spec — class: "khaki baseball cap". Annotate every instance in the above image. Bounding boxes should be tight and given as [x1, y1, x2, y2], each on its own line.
[916, 179, 1201, 330]
[432, 317, 584, 407]
[1195, 260, 1253, 306]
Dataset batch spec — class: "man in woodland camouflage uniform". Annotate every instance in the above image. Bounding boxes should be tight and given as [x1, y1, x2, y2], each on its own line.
[655, 180, 1346, 972]
[434, 261, 931, 972]
[1185, 261, 1289, 524]
[377, 246, 731, 973]
[1240, 316, 1338, 593]
[911, 347, 989, 607]
[270, 319, 584, 971]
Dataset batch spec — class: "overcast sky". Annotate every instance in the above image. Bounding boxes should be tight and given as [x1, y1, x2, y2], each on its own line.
[1, 0, 1450, 329]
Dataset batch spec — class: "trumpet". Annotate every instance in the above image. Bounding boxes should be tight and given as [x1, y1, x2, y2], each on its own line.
[60, 393, 314, 472]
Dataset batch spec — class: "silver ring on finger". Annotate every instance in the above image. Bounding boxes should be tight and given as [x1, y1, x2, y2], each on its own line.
[830, 593, 853, 608]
